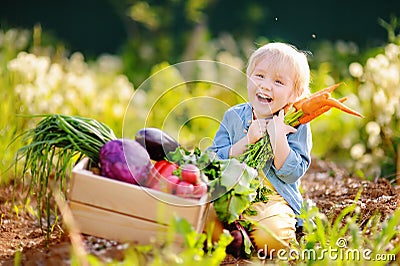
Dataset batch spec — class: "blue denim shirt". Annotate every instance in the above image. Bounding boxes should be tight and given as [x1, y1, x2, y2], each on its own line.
[209, 103, 312, 225]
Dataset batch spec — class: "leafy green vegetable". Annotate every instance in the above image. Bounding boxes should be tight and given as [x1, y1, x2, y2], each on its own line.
[211, 159, 259, 224]
[168, 146, 222, 182]
[168, 146, 259, 224]
[168, 146, 261, 257]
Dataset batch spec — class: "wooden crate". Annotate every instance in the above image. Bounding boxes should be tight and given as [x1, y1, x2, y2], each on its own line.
[68, 158, 210, 245]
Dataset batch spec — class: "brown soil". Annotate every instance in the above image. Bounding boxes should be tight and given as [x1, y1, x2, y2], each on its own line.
[1, 158, 399, 265]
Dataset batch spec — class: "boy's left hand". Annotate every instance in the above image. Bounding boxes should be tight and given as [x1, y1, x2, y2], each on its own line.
[266, 109, 297, 141]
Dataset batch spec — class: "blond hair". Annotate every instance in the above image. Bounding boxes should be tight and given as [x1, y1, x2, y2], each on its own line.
[246, 42, 311, 99]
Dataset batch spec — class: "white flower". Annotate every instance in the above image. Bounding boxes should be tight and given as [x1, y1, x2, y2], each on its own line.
[97, 54, 123, 73]
[350, 143, 366, 160]
[349, 62, 363, 78]
[368, 135, 380, 148]
[341, 137, 352, 149]
[335, 40, 349, 55]
[385, 43, 400, 60]
[114, 76, 134, 99]
[365, 121, 380, 136]
[67, 52, 87, 74]
[373, 89, 387, 108]
[376, 54, 389, 69]
[372, 148, 385, 158]
[359, 154, 373, 165]
[384, 65, 399, 89]
[217, 51, 244, 71]
[47, 63, 64, 88]
[132, 89, 147, 106]
[34, 55, 51, 77]
[366, 57, 378, 72]
[50, 93, 64, 106]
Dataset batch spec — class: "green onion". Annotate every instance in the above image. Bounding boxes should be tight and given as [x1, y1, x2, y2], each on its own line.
[13, 114, 116, 238]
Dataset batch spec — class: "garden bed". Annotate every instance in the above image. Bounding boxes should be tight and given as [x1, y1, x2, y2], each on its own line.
[0, 157, 399, 264]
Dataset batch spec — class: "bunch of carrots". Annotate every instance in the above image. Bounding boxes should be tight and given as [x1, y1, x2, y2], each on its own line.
[240, 83, 364, 170]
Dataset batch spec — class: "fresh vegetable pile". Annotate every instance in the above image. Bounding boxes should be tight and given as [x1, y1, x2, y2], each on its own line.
[134, 128, 209, 199]
[15, 117, 256, 205]
[239, 83, 364, 170]
[133, 128, 258, 204]
[13, 115, 259, 253]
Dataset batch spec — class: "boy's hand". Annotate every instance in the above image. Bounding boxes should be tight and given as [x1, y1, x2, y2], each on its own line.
[266, 110, 296, 169]
[247, 119, 267, 144]
[267, 110, 297, 144]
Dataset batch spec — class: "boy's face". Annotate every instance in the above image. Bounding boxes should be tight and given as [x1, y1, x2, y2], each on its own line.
[247, 55, 296, 119]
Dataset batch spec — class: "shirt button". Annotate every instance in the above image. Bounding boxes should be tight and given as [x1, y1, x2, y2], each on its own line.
[243, 129, 247, 133]
[247, 120, 251, 124]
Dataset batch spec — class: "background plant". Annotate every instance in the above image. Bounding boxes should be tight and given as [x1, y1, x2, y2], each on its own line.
[305, 19, 400, 182]
[0, 27, 134, 183]
[291, 198, 400, 265]
[349, 40, 400, 181]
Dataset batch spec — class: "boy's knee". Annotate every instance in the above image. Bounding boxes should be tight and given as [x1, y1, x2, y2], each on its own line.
[250, 217, 296, 253]
[246, 201, 297, 253]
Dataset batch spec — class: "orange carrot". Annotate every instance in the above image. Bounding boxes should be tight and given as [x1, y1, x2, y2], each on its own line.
[301, 92, 330, 115]
[293, 97, 308, 111]
[298, 97, 348, 124]
[299, 105, 333, 124]
[293, 83, 343, 111]
[323, 98, 364, 118]
[283, 104, 293, 114]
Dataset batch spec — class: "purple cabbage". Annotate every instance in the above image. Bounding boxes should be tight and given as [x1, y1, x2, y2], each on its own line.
[99, 139, 152, 186]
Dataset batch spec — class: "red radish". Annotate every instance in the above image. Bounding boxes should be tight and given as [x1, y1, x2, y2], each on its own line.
[165, 175, 180, 193]
[181, 164, 201, 185]
[175, 181, 194, 198]
[193, 181, 208, 198]
[147, 160, 178, 188]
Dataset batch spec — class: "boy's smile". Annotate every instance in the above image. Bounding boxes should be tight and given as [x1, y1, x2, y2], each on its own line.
[256, 90, 273, 104]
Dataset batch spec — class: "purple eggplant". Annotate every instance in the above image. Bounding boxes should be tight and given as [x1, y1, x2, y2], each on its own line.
[135, 128, 179, 161]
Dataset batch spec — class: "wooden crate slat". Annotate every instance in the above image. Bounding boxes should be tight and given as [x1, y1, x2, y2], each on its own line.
[69, 201, 178, 245]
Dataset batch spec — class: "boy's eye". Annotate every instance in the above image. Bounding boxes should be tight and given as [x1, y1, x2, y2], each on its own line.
[275, 79, 284, 85]
[255, 73, 264, 78]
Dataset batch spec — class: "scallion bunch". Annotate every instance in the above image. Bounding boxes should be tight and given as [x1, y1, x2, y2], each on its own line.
[14, 114, 116, 235]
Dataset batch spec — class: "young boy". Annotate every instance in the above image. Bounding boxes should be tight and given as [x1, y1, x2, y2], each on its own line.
[207, 42, 313, 256]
